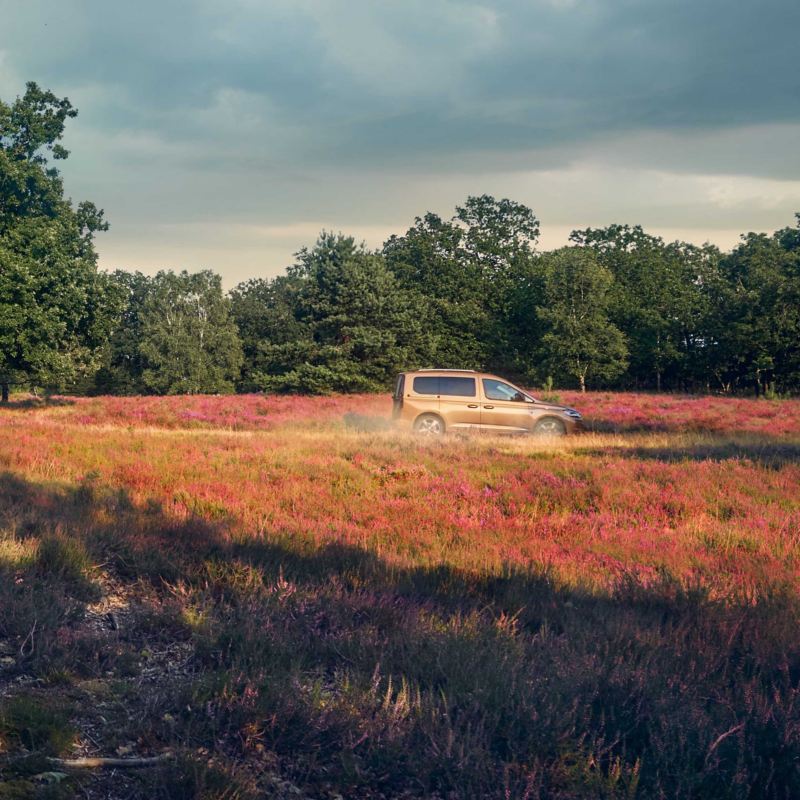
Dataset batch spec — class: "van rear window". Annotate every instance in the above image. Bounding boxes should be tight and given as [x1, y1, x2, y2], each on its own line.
[411, 376, 476, 396]
[412, 376, 439, 394]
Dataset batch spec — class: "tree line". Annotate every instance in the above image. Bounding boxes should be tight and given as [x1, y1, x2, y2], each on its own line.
[2, 83, 799, 400]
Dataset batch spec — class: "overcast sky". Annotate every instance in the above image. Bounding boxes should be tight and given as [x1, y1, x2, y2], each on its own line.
[2, 0, 799, 285]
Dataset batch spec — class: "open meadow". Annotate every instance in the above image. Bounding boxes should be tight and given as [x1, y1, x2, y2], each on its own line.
[1, 392, 800, 799]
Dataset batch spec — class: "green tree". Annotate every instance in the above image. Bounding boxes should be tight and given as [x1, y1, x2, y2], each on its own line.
[455, 195, 541, 376]
[776, 213, 800, 252]
[570, 225, 710, 391]
[138, 270, 243, 394]
[664, 240, 721, 391]
[455, 194, 540, 274]
[383, 196, 541, 375]
[501, 254, 549, 385]
[228, 274, 307, 392]
[384, 213, 488, 368]
[537, 247, 628, 392]
[0, 82, 120, 401]
[257, 233, 427, 393]
[705, 222, 800, 395]
[93, 270, 152, 394]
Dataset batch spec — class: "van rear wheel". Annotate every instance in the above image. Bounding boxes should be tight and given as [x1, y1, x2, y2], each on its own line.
[533, 417, 566, 437]
[414, 414, 445, 437]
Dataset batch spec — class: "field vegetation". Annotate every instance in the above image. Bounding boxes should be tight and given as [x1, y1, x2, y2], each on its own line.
[1, 392, 799, 798]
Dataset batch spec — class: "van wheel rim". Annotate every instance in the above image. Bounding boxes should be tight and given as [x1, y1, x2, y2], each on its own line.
[537, 419, 565, 435]
[418, 418, 442, 435]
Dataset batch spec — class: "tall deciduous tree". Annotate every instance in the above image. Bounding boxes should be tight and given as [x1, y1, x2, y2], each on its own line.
[93, 270, 152, 394]
[138, 270, 243, 394]
[570, 225, 710, 391]
[455, 194, 540, 274]
[384, 196, 541, 375]
[455, 195, 540, 375]
[537, 247, 628, 392]
[384, 212, 488, 368]
[706, 226, 800, 395]
[0, 82, 120, 401]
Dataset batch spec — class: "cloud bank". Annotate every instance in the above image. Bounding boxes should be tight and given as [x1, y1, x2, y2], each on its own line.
[1, 0, 798, 283]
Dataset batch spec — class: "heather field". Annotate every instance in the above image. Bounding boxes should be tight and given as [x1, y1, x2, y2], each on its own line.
[1, 393, 800, 799]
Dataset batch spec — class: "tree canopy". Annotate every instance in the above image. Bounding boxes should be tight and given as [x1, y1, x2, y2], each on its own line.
[537, 247, 628, 392]
[100, 270, 243, 395]
[3, 80, 800, 398]
[236, 233, 427, 394]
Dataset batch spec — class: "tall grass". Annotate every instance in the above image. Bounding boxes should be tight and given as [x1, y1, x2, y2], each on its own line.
[1, 393, 799, 798]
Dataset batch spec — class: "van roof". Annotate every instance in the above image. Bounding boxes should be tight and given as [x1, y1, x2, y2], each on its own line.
[414, 368, 476, 373]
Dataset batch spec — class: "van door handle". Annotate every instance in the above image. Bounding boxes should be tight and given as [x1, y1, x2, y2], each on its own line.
[483, 405, 494, 409]
[467, 404, 478, 408]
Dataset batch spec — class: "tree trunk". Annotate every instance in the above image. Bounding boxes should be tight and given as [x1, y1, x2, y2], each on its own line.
[656, 370, 661, 393]
[1, 382, 8, 404]
[579, 374, 586, 393]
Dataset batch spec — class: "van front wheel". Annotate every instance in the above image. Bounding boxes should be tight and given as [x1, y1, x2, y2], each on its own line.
[533, 417, 566, 437]
[414, 414, 445, 437]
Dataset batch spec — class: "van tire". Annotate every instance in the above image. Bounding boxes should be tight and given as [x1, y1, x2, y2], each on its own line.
[533, 417, 566, 437]
[414, 414, 445, 437]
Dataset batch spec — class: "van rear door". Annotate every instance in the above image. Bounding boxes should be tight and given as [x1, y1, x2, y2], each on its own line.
[405, 375, 440, 421]
[392, 374, 405, 419]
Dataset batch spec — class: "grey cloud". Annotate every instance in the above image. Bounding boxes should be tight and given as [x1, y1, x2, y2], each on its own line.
[3, 0, 798, 171]
[1, 0, 798, 280]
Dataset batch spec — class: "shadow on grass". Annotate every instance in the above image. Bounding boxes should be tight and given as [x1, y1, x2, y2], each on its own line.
[0, 395, 76, 411]
[1, 471, 800, 799]
[584, 419, 676, 435]
[583, 440, 800, 468]
[582, 417, 798, 443]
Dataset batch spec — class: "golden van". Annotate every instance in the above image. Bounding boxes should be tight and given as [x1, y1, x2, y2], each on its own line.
[392, 369, 583, 436]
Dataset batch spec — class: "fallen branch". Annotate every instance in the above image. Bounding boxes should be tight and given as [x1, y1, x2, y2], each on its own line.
[704, 723, 745, 764]
[19, 619, 37, 657]
[48, 753, 172, 769]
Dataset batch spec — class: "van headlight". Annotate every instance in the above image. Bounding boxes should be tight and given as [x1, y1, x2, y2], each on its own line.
[562, 409, 582, 419]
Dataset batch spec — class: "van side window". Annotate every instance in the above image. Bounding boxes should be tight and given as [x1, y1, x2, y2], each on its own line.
[439, 377, 476, 397]
[483, 379, 525, 401]
[412, 376, 439, 394]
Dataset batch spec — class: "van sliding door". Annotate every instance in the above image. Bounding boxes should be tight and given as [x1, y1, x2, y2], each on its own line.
[438, 377, 479, 429]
